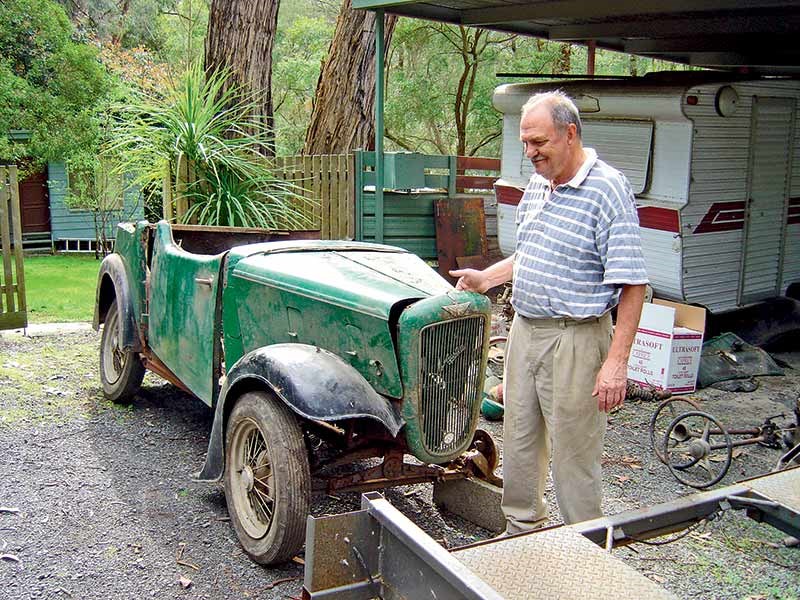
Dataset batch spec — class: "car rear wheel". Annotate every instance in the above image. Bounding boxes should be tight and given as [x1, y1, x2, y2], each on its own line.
[100, 299, 145, 404]
[224, 391, 311, 565]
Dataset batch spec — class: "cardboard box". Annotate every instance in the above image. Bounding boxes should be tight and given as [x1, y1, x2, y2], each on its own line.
[627, 299, 706, 394]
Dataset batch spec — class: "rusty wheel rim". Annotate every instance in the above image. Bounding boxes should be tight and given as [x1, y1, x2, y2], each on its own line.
[229, 418, 275, 539]
[102, 306, 125, 385]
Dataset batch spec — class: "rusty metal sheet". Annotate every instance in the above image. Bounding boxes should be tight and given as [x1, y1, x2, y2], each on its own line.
[453, 526, 678, 599]
[435, 197, 488, 283]
[746, 467, 800, 514]
[303, 510, 380, 598]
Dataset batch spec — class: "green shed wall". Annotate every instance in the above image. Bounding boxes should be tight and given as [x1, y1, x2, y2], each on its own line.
[47, 161, 144, 241]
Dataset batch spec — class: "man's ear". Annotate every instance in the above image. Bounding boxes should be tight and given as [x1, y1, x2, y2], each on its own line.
[566, 123, 578, 145]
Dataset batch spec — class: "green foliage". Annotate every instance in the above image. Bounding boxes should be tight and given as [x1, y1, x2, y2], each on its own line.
[272, 16, 333, 155]
[55, 0, 171, 49]
[0, 0, 113, 167]
[108, 63, 313, 228]
[385, 20, 566, 157]
[154, 0, 208, 70]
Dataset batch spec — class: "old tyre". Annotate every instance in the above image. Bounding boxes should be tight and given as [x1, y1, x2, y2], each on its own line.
[100, 299, 144, 404]
[224, 391, 311, 565]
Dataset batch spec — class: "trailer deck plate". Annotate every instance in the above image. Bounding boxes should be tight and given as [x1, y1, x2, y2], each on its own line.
[746, 467, 800, 513]
[453, 526, 677, 599]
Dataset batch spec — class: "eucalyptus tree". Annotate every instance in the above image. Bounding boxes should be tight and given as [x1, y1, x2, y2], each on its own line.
[205, 0, 281, 155]
[303, 0, 397, 155]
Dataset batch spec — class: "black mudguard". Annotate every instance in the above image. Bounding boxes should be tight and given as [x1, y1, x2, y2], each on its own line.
[195, 344, 405, 482]
[92, 253, 140, 352]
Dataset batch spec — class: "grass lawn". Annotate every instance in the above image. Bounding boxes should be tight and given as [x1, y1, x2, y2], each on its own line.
[22, 254, 102, 323]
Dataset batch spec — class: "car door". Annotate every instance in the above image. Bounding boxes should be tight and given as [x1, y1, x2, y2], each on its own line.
[148, 223, 224, 406]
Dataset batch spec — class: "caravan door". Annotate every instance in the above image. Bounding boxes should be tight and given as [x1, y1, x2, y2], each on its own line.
[740, 97, 795, 304]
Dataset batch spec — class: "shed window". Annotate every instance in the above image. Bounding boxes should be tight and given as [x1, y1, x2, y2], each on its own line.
[581, 119, 653, 194]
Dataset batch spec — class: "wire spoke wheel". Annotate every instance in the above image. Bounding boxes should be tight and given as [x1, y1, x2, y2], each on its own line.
[229, 418, 275, 538]
[99, 299, 144, 404]
[224, 391, 310, 565]
[649, 397, 701, 464]
[664, 411, 733, 489]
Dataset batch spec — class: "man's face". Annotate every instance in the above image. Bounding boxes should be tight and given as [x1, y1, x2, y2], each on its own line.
[519, 104, 575, 184]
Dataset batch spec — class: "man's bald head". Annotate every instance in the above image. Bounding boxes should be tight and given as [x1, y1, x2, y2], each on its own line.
[521, 91, 582, 138]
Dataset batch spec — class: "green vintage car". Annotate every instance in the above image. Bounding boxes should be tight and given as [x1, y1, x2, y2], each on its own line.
[94, 220, 494, 564]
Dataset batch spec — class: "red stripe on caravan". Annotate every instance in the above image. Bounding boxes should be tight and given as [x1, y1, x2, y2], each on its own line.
[495, 183, 524, 206]
[693, 201, 746, 234]
[637, 207, 680, 233]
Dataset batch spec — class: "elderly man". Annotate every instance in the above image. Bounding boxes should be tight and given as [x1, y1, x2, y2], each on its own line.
[451, 91, 648, 532]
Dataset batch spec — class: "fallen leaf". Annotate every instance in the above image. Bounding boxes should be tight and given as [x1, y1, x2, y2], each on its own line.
[178, 576, 192, 589]
[731, 448, 746, 459]
[0, 507, 20, 514]
[616, 475, 631, 483]
[291, 556, 305, 566]
[0, 554, 20, 563]
[621, 456, 643, 469]
[651, 574, 667, 584]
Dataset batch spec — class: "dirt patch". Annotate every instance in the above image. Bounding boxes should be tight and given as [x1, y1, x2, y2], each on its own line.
[1, 330, 798, 599]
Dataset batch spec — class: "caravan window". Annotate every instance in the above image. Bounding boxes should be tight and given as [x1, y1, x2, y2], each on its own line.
[581, 119, 653, 194]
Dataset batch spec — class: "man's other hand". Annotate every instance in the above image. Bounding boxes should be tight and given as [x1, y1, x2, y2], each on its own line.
[592, 356, 627, 412]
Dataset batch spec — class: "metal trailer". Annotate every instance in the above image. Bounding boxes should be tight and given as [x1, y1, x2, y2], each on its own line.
[493, 76, 800, 313]
[302, 466, 800, 599]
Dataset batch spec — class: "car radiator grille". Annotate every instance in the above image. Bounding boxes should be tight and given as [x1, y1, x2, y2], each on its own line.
[419, 316, 485, 456]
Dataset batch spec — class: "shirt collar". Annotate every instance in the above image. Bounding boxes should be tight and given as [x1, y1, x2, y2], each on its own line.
[558, 147, 597, 189]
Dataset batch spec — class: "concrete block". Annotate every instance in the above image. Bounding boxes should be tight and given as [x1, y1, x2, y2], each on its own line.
[433, 477, 505, 533]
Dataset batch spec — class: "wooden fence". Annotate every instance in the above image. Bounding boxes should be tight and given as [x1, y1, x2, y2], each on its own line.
[273, 154, 354, 240]
[163, 153, 499, 248]
[165, 154, 355, 240]
[0, 166, 27, 330]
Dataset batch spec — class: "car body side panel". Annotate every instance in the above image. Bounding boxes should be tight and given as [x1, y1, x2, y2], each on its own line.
[147, 222, 224, 406]
[226, 275, 404, 398]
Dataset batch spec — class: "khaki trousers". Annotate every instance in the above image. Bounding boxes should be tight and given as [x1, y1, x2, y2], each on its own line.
[501, 312, 612, 532]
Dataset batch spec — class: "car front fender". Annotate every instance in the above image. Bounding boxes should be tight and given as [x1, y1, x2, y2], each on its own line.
[195, 343, 405, 482]
[93, 253, 140, 352]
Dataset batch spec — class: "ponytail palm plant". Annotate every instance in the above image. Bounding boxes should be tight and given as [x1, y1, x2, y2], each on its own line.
[106, 63, 314, 229]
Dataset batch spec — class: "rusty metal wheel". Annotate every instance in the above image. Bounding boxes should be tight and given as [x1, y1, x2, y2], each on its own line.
[664, 411, 733, 489]
[224, 391, 310, 565]
[99, 299, 144, 404]
[649, 397, 701, 464]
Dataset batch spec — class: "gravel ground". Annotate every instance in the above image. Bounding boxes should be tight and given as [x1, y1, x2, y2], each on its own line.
[1, 328, 798, 600]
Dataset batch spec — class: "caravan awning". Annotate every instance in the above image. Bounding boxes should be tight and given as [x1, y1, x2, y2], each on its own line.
[353, 0, 800, 76]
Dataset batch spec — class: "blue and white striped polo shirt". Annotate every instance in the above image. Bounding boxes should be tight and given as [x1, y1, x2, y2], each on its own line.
[511, 148, 649, 319]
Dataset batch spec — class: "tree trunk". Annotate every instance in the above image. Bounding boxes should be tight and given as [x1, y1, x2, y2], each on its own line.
[205, 0, 280, 156]
[303, 0, 397, 155]
[556, 42, 571, 73]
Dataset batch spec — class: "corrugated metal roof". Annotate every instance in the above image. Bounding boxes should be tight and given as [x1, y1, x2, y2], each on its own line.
[353, 0, 800, 75]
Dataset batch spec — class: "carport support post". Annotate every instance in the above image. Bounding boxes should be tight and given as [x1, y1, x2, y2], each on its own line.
[587, 41, 596, 76]
[374, 9, 385, 243]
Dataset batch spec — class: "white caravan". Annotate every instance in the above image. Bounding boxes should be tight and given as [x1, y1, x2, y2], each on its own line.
[493, 75, 800, 313]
